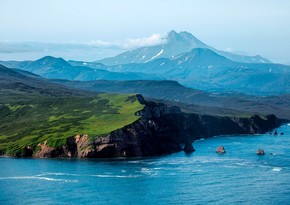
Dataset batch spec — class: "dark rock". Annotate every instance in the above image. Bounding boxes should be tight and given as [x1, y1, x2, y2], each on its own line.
[136, 94, 146, 105]
[256, 149, 265, 155]
[274, 130, 278, 135]
[216, 146, 226, 154]
[184, 143, 195, 153]
[23, 146, 33, 157]
[280, 132, 284, 135]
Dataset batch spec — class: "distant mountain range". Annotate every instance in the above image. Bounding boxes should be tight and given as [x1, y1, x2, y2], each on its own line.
[0, 56, 161, 81]
[1, 48, 290, 96]
[99, 48, 290, 95]
[0, 64, 87, 98]
[97, 30, 271, 65]
[1, 30, 289, 96]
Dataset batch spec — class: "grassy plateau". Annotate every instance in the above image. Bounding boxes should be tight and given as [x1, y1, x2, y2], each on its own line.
[0, 93, 144, 155]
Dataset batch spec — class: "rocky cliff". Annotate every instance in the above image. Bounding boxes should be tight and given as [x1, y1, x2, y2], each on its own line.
[32, 95, 281, 158]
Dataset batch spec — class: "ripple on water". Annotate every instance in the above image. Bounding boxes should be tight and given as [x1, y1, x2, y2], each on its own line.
[0, 176, 78, 183]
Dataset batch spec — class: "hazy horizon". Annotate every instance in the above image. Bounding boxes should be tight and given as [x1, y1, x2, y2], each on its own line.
[1, 0, 290, 64]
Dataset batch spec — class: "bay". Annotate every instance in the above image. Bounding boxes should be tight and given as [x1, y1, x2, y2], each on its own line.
[1, 125, 290, 205]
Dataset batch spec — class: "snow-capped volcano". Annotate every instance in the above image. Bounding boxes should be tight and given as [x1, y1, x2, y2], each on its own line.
[97, 30, 271, 65]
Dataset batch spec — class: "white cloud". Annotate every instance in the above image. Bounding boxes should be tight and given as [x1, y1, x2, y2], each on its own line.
[120, 33, 167, 49]
[86, 40, 113, 47]
[86, 33, 168, 49]
[0, 33, 168, 56]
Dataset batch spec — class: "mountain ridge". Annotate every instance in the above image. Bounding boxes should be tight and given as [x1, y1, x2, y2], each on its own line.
[2, 48, 289, 96]
[97, 30, 271, 65]
[0, 56, 162, 81]
[53, 78, 290, 120]
[103, 48, 290, 95]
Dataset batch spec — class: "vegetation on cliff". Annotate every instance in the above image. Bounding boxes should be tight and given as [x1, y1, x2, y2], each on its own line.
[0, 94, 143, 156]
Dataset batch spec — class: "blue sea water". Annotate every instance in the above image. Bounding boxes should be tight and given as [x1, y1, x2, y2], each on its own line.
[0, 125, 290, 205]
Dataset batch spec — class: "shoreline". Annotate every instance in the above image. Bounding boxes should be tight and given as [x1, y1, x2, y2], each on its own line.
[1, 124, 287, 160]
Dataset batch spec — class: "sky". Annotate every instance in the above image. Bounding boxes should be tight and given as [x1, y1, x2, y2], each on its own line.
[0, 0, 290, 63]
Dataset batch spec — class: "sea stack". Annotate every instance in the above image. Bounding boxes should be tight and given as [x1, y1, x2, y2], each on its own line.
[216, 146, 226, 154]
[256, 149, 265, 155]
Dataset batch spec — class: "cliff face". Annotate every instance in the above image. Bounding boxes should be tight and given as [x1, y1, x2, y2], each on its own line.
[33, 96, 281, 158]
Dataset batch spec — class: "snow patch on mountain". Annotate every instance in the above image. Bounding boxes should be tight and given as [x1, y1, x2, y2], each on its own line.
[145, 49, 164, 63]
[151, 49, 164, 60]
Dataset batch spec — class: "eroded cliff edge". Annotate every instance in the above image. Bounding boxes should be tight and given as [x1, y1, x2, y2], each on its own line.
[30, 95, 282, 158]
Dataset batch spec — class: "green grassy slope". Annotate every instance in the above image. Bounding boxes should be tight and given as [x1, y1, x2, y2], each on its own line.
[0, 64, 144, 156]
[0, 93, 143, 155]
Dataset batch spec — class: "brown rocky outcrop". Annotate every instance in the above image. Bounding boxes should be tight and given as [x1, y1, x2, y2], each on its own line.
[35, 141, 65, 158]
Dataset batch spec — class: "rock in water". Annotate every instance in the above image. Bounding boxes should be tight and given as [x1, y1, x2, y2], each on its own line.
[256, 149, 265, 155]
[184, 143, 195, 153]
[216, 146, 226, 154]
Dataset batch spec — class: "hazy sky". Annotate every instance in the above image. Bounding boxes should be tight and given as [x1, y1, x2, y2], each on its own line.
[1, 0, 290, 63]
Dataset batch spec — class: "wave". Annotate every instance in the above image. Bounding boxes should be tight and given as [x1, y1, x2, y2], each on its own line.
[92, 174, 141, 178]
[196, 138, 205, 142]
[126, 160, 142, 164]
[0, 176, 78, 182]
[36, 172, 79, 177]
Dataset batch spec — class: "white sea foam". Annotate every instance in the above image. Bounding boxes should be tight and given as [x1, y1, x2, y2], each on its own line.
[126, 160, 142, 164]
[272, 167, 282, 172]
[92, 174, 140, 178]
[139, 168, 158, 176]
[36, 172, 79, 177]
[234, 162, 247, 166]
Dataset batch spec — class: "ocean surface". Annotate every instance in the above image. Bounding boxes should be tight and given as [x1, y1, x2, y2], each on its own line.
[1, 125, 290, 205]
